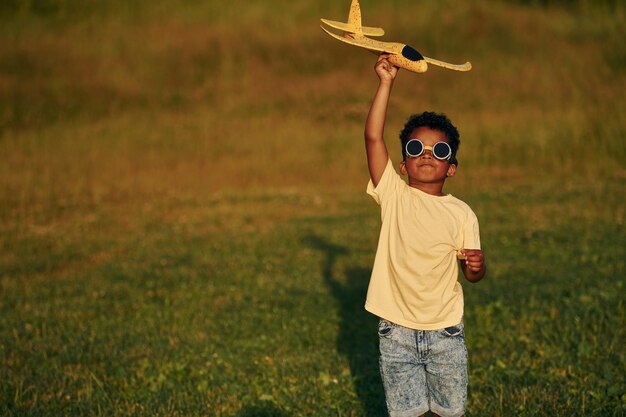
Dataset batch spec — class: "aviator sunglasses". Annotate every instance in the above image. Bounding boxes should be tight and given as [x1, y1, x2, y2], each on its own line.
[405, 139, 452, 161]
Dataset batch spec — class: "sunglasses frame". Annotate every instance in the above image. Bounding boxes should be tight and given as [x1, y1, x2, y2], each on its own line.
[405, 139, 452, 161]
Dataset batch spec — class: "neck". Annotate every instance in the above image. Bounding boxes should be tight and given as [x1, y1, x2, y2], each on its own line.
[408, 179, 446, 196]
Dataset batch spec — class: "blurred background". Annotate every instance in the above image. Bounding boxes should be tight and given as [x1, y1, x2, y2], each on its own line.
[1, 0, 624, 415]
[2, 0, 624, 199]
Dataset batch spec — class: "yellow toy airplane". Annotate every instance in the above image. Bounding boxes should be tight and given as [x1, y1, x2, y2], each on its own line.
[320, 0, 472, 73]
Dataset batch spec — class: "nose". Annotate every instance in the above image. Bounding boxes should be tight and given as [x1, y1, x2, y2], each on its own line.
[420, 148, 433, 158]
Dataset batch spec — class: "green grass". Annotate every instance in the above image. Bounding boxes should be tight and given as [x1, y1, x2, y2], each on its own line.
[1, 182, 624, 415]
[1, 0, 625, 415]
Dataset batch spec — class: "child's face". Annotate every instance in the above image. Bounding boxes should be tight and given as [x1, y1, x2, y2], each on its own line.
[400, 126, 456, 188]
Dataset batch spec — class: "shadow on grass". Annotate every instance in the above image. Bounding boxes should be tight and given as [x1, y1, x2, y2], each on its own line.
[234, 401, 291, 417]
[304, 235, 386, 417]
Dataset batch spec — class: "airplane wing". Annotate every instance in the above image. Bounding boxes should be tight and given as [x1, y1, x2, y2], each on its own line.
[320, 18, 385, 37]
[424, 56, 472, 72]
[320, 26, 403, 55]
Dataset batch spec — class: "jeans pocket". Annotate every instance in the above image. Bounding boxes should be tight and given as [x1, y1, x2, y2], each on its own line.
[440, 322, 464, 337]
[378, 319, 394, 338]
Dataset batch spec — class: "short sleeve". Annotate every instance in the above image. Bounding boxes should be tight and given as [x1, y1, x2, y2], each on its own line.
[463, 209, 481, 249]
[366, 159, 402, 205]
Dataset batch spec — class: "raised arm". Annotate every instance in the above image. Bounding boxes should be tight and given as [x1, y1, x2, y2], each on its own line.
[365, 54, 399, 186]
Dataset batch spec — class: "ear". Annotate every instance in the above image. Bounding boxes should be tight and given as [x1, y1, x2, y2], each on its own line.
[400, 161, 407, 175]
[446, 163, 457, 177]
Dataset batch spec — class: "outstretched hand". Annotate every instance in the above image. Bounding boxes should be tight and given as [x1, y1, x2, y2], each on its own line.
[375, 53, 399, 82]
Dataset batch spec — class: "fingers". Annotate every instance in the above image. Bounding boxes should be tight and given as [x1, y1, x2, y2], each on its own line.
[375, 55, 390, 70]
[465, 262, 482, 272]
[377, 53, 392, 62]
[461, 249, 484, 272]
[464, 260, 482, 272]
[375, 53, 399, 78]
[461, 249, 483, 258]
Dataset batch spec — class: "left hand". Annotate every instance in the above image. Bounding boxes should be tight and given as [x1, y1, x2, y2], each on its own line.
[460, 249, 484, 273]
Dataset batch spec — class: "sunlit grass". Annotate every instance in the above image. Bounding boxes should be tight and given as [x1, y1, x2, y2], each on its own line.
[1, 0, 625, 415]
[1, 181, 624, 415]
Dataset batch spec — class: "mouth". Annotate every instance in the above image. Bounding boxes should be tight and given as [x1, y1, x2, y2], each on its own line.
[417, 162, 436, 168]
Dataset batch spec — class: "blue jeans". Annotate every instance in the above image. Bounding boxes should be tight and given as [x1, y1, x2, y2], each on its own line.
[378, 319, 468, 417]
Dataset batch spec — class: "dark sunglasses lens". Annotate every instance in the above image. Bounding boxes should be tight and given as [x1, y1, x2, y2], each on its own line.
[433, 142, 451, 159]
[406, 140, 423, 157]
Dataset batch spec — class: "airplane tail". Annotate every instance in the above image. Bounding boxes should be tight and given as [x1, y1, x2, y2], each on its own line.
[347, 0, 363, 34]
[320, 0, 385, 37]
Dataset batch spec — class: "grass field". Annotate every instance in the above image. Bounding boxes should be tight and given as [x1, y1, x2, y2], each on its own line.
[1, 0, 625, 415]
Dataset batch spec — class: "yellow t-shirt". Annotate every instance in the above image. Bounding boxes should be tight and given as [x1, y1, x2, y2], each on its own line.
[366, 159, 481, 330]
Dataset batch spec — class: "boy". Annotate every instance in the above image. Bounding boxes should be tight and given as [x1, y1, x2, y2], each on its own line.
[364, 54, 486, 417]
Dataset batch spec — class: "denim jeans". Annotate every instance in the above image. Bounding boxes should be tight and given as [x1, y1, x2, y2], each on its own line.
[378, 319, 468, 417]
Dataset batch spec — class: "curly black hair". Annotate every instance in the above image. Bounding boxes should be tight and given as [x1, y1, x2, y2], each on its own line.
[399, 112, 460, 165]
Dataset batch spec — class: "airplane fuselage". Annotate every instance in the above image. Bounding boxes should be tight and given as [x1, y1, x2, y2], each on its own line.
[348, 33, 428, 73]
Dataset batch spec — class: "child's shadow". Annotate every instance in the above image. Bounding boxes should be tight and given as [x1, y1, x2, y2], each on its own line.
[303, 235, 386, 417]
